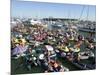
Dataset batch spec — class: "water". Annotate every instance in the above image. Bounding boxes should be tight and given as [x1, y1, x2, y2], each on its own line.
[11, 57, 80, 74]
[11, 25, 96, 74]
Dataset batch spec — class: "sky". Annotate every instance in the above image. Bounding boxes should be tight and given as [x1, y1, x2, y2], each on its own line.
[11, 0, 96, 21]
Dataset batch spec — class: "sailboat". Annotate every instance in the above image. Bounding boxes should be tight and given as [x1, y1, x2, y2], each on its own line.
[78, 6, 96, 33]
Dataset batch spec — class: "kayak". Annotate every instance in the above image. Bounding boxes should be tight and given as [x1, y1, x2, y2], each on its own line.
[69, 47, 80, 52]
[60, 46, 69, 52]
[78, 51, 95, 60]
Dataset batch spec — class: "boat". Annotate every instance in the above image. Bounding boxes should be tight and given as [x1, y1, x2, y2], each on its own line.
[78, 27, 95, 33]
[55, 45, 95, 70]
[68, 49, 95, 70]
[69, 47, 80, 53]
[78, 50, 95, 60]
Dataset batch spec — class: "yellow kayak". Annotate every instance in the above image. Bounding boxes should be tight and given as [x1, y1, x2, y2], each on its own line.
[13, 38, 26, 44]
[74, 48, 80, 52]
[70, 47, 80, 52]
[48, 40, 54, 45]
[14, 38, 19, 43]
[61, 46, 69, 52]
[21, 38, 26, 43]
[57, 46, 69, 52]
[69, 37, 74, 41]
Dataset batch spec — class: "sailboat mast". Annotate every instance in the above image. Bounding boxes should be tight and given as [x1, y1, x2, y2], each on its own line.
[79, 6, 85, 21]
[86, 5, 89, 21]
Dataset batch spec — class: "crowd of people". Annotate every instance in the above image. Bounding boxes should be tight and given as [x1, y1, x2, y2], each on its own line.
[11, 24, 96, 72]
